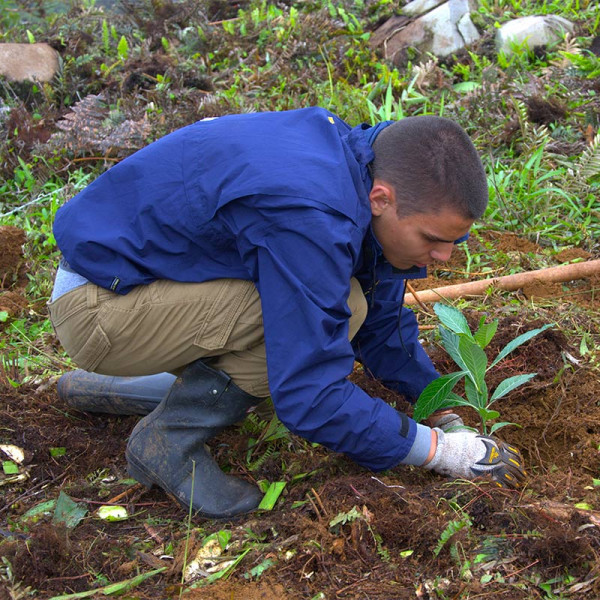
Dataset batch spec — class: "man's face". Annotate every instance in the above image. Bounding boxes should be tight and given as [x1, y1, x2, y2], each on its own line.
[369, 181, 474, 270]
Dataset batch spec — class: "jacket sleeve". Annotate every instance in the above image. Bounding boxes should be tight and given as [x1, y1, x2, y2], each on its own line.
[352, 275, 439, 402]
[237, 208, 423, 471]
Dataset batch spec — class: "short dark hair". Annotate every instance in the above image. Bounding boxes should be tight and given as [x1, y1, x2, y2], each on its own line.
[371, 116, 488, 220]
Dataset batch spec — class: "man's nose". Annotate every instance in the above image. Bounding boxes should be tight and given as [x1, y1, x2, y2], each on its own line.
[430, 243, 454, 262]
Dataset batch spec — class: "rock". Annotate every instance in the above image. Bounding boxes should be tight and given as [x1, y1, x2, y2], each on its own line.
[0, 43, 60, 83]
[371, 0, 480, 64]
[401, 0, 447, 17]
[496, 15, 575, 55]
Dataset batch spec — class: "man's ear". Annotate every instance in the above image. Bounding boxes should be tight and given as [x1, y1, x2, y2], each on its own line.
[369, 180, 395, 217]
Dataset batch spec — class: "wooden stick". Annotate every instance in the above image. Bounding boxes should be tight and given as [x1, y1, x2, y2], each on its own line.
[404, 259, 600, 304]
[405, 280, 432, 314]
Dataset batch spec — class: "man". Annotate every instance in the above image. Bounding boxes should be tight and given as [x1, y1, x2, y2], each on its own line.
[49, 108, 525, 518]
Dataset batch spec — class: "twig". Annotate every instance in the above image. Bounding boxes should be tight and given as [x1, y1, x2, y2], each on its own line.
[105, 483, 143, 505]
[310, 487, 328, 518]
[68, 497, 170, 507]
[405, 281, 431, 314]
[335, 572, 372, 595]
[505, 559, 540, 578]
[306, 492, 322, 520]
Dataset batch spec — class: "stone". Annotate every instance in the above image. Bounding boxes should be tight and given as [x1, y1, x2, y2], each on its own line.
[0, 43, 60, 83]
[496, 15, 575, 55]
[401, 0, 447, 17]
[372, 0, 480, 63]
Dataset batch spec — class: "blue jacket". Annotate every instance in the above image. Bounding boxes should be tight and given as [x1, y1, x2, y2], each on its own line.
[54, 107, 441, 471]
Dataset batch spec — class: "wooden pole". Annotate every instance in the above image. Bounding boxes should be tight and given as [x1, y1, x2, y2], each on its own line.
[405, 259, 600, 305]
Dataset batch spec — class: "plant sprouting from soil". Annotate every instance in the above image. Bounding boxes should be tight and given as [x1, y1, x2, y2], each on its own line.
[413, 303, 553, 434]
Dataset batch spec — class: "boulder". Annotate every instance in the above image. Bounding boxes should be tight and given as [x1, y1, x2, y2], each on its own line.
[371, 0, 480, 64]
[496, 15, 575, 55]
[0, 43, 60, 83]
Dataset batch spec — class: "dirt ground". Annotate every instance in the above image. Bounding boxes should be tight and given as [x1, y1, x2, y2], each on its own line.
[1, 230, 600, 599]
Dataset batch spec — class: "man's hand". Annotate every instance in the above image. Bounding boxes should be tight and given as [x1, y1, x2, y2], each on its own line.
[426, 409, 466, 432]
[424, 429, 526, 488]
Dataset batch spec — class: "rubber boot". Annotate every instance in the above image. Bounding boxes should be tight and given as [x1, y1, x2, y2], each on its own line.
[57, 370, 175, 416]
[125, 359, 263, 518]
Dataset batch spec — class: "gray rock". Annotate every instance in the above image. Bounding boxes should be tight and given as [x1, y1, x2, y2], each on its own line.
[496, 15, 575, 55]
[372, 0, 480, 62]
[401, 0, 447, 17]
[0, 43, 60, 83]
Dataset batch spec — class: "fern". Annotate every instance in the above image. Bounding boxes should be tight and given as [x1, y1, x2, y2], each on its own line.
[512, 96, 531, 140]
[521, 125, 551, 156]
[434, 516, 472, 556]
[48, 93, 150, 158]
[247, 443, 277, 472]
[578, 132, 600, 182]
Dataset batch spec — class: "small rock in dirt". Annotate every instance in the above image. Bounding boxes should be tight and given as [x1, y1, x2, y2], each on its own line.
[0, 43, 60, 83]
[371, 0, 480, 64]
[496, 15, 574, 55]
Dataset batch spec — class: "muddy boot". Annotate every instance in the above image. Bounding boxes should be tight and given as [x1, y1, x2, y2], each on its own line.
[125, 359, 263, 518]
[57, 370, 175, 416]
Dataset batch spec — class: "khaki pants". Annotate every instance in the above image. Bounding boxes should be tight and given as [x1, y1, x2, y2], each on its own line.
[48, 278, 367, 398]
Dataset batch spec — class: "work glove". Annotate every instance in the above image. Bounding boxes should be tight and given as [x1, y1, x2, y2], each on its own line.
[426, 408, 466, 432]
[425, 429, 526, 488]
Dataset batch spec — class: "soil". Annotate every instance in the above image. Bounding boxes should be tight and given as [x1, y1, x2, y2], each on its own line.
[0, 226, 28, 320]
[2, 232, 600, 599]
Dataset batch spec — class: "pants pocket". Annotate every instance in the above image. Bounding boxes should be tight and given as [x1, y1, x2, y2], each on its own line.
[194, 279, 256, 351]
[70, 323, 112, 372]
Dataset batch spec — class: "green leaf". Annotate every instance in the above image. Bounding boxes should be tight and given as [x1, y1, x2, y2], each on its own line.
[439, 327, 468, 372]
[52, 491, 88, 529]
[50, 447, 66, 457]
[20, 499, 57, 522]
[478, 408, 500, 421]
[490, 324, 553, 368]
[474, 319, 498, 349]
[413, 372, 467, 422]
[458, 337, 488, 391]
[258, 481, 286, 510]
[117, 35, 129, 60]
[434, 303, 473, 338]
[244, 558, 275, 579]
[47, 567, 166, 599]
[465, 377, 488, 409]
[0, 311, 8, 323]
[490, 373, 537, 402]
[453, 81, 481, 93]
[2, 460, 18, 474]
[489, 421, 518, 435]
[97, 505, 128, 521]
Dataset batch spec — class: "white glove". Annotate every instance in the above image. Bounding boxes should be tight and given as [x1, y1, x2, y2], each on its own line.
[425, 429, 526, 488]
[427, 410, 465, 432]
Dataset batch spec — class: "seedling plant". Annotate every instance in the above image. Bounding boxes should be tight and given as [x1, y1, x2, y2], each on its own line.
[413, 303, 553, 434]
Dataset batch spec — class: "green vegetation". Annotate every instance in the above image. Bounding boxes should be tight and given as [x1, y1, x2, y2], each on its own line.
[414, 303, 552, 433]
